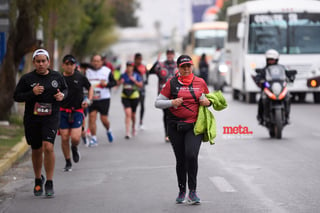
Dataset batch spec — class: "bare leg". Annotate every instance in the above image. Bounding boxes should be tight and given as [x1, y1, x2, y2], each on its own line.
[100, 114, 110, 131]
[43, 141, 55, 180]
[32, 147, 43, 179]
[60, 129, 71, 160]
[132, 111, 136, 136]
[89, 111, 98, 135]
[124, 107, 132, 136]
[70, 127, 82, 146]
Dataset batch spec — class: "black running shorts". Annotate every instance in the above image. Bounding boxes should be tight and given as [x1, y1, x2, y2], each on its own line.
[88, 99, 110, 115]
[121, 98, 139, 113]
[24, 116, 59, 150]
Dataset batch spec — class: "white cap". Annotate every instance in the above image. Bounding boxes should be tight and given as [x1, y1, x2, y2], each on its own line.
[32, 49, 50, 60]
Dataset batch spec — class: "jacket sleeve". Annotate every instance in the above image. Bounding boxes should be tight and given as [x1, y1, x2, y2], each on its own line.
[154, 94, 173, 109]
[13, 76, 36, 102]
[107, 72, 117, 88]
[148, 61, 159, 75]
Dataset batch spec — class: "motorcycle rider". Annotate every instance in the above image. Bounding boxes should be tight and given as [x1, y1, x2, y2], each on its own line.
[256, 49, 293, 125]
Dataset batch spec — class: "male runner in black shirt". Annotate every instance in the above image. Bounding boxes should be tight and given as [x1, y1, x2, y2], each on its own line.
[14, 49, 68, 197]
[59, 55, 93, 171]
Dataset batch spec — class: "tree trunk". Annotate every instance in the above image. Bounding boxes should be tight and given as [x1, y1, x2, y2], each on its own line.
[0, 1, 40, 120]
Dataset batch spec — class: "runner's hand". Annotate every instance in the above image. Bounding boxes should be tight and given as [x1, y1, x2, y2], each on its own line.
[54, 89, 64, 101]
[172, 97, 183, 108]
[100, 80, 107, 87]
[199, 97, 211, 106]
[33, 83, 44, 95]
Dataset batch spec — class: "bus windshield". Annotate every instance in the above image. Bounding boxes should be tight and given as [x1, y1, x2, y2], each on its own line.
[194, 29, 226, 55]
[248, 13, 320, 54]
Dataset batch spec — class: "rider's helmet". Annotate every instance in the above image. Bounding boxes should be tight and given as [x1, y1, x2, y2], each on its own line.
[265, 49, 279, 66]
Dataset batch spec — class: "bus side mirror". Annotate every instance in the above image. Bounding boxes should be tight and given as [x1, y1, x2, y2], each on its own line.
[237, 22, 245, 39]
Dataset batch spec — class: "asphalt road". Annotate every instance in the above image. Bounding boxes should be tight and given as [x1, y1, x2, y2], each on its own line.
[1, 75, 320, 213]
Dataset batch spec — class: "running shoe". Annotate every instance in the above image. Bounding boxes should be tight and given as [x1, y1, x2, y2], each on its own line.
[89, 138, 98, 147]
[187, 190, 201, 205]
[107, 130, 114, 142]
[45, 180, 54, 198]
[33, 174, 45, 196]
[64, 160, 72, 172]
[125, 135, 130, 140]
[176, 191, 186, 204]
[71, 145, 80, 163]
[139, 124, 145, 131]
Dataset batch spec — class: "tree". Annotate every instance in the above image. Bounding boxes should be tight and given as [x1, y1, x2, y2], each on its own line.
[0, 0, 139, 120]
[0, 0, 43, 120]
[71, 0, 117, 59]
[110, 0, 140, 27]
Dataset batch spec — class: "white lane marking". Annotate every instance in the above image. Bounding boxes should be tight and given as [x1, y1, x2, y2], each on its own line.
[209, 176, 237, 192]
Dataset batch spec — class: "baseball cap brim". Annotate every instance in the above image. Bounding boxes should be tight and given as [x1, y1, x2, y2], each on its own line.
[63, 58, 76, 64]
[179, 61, 193, 67]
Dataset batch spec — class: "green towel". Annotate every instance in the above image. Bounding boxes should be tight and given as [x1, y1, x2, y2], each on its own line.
[194, 91, 227, 144]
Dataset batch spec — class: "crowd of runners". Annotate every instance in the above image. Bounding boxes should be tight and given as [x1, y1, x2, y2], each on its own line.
[13, 47, 219, 205]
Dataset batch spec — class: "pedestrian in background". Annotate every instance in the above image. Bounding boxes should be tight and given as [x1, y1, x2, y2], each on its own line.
[149, 48, 178, 142]
[155, 55, 211, 204]
[79, 62, 94, 144]
[133, 53, 148, 130]
[13, 49, 68, 197]
[198, 53, 209, 84]
[119, 61, 143, 139]
[59, 55, 93, 172]
[86, 54, 117, 146]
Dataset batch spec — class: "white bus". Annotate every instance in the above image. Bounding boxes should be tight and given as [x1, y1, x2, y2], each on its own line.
[226, 0, 320, 103]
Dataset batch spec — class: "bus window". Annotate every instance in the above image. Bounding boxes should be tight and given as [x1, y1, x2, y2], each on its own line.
[248, 13, 320, 54]
[289, 13, 320, 54]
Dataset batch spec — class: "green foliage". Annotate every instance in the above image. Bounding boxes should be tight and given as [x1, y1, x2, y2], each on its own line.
[9, 114, 23, 126]
[110, 0, 140, 27]
[54, 0, 92, 49]
[0, 124, 24, 157]
[38, 0, 139, 59]
[66, 0, 118, 58]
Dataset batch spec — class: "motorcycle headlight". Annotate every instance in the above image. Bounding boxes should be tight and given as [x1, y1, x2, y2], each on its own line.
[271, 82, 282, 96]
[219, 64, 228, 73]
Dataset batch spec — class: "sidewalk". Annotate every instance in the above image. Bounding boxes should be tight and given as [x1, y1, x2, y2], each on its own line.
[0, 137, 29, 176]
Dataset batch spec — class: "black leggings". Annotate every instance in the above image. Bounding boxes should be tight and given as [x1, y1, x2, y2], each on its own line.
[139, 94, 145, 123]
[163, 110, 168, 137]
[168, 122, 202, 192]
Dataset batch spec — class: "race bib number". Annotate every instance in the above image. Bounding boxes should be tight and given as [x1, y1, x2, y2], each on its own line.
[93, 90, 101, 100]
[34, 102, 52, 116]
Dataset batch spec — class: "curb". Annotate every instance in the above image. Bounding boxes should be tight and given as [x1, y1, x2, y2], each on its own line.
[0, 137, 29, 176]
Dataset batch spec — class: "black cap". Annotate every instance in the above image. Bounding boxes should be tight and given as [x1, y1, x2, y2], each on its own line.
[166, 48, 175, 54]
[126, 61, 134, 66]
[134, 53, 142, 58]
[63, 54, 76, 64]
[177, 55, 193, 67]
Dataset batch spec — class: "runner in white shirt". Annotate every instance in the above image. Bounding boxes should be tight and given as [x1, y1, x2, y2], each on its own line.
[86, 54, 116, 146]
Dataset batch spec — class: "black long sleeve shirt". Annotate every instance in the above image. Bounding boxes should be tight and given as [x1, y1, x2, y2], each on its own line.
[14, 69, 68, 120]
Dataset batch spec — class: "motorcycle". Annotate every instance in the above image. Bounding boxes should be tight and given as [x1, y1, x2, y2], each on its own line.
[254, 65, 297, 139]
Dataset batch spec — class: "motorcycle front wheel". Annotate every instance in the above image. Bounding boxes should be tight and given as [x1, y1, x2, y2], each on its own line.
[274, 108, 283, 139]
